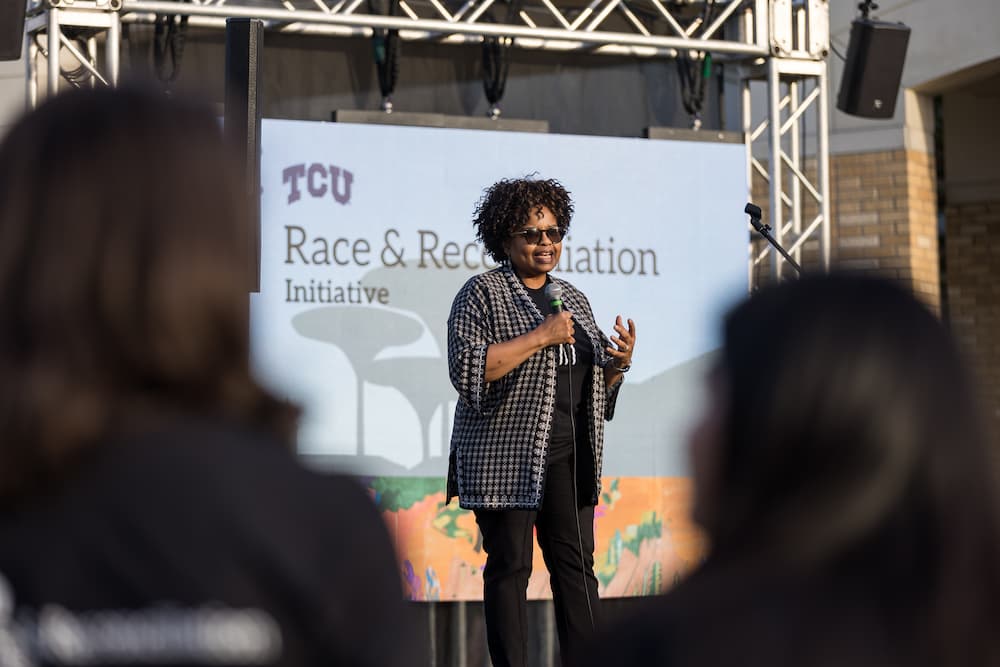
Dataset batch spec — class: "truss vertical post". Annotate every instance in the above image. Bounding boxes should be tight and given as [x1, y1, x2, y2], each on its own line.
[754, 0, 769, 47]
[767, 56, 785, 281]
[742, 77, 754, 289]
[26, 34, 38, 109]
[47, 6, 59, 95]
[744, 0, 830, 287]
[107, 8, 121, 85]
[789, 78, 802, 265]
[818, 60, 831, 269]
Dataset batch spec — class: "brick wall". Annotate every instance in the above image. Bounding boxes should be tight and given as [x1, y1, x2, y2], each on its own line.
[828, 148, 940, 308]
[945, 201, 1000, 446]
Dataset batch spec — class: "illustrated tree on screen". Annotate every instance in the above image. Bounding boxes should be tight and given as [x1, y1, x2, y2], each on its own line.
[365, 357, 454, 463]
[292, 305, 423, 457]
[360, 264, 477, 461]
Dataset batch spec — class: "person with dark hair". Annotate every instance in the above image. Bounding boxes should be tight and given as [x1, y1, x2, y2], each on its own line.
[0, 86, 422, 666]
[447, 177, 637, 667]
[585, 274, 1000, 667]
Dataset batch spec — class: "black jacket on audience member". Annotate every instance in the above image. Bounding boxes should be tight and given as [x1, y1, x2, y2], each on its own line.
[0, 418, 422, 667]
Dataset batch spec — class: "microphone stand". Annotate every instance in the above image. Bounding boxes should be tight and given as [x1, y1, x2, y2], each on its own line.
[745, 203, 803, 276]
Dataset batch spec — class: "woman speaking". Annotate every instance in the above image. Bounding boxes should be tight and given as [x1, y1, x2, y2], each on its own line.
[446, 177, 636, 667]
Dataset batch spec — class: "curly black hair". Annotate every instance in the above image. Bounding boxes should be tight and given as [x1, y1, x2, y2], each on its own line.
[472, 177, 574, 263]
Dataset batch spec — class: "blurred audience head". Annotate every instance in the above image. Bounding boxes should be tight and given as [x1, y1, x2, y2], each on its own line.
[691, 275, 994, 559]
[687, 273, 1000, 658]
[0, 86, 295, 504]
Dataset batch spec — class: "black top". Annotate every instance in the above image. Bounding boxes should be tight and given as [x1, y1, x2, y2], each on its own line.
[525, 281, 594, 465]
[0, 417, 424, 666]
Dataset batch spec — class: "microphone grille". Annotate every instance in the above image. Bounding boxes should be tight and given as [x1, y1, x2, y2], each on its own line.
[544, 283, 563, 301]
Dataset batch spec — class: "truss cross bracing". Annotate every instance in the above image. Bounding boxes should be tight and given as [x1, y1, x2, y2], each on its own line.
[21, 0, 832, 281]
[744, 54, 831, 284]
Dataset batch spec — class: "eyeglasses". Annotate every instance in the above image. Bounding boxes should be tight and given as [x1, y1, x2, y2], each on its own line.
[510, 227, 565, 245]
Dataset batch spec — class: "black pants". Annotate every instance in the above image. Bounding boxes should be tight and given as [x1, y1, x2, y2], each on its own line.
[473, 457, 601, 667]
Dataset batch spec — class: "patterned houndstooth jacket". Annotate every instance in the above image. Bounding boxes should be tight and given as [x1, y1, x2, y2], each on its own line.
[445, 265, 622, 510]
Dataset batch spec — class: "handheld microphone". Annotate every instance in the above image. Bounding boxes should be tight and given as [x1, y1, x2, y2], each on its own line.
[544, 283, 571, 362]
[544, 283, 564, 313]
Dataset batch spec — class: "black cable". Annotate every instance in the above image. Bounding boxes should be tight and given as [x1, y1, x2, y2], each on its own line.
[46, 35, 96, 87]
[62, 45, 92, 86]
[481, 39, 511, 107]
[481, 0, 523, 112]
[152, 7, 189, 85]
[481, 21, 511, 108]
[830, 42, 848, 62]
[372, 29, 399, 99]
[676, 0, 719, 126]
[61, 66, 89, 87]
[677, 51, 707, 117]
[481, 33, 510, 106]
[368, 0, 400, 103]
[565, 348, 596, 633]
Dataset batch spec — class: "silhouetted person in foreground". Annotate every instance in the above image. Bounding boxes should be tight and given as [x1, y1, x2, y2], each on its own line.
[586, 274, 1000, 667]
[0, 86, 422, 666]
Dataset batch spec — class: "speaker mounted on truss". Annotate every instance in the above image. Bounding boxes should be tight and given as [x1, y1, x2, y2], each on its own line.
[836, 4, 910, 119]
[1, 0, 27, 61]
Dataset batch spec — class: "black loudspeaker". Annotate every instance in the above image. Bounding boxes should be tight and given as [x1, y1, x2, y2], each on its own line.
[224, 18, 264, 292]
[837, 18, 910, 119]
[0, 0, 27, 61]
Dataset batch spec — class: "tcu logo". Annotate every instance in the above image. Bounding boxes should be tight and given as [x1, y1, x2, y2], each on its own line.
[283, 163, 354, 205]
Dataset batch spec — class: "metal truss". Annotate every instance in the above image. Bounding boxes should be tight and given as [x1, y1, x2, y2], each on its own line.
[744, 55, 831, 284]
[21, 0, 832, 280]
[117, 0, 769, 56]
